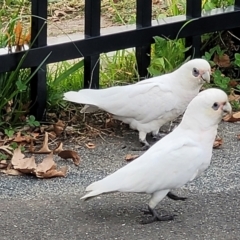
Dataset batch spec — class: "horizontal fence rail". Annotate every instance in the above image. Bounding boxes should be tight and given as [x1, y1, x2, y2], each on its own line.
[1, 7, 240, 72]
[1, 0, 240, 120]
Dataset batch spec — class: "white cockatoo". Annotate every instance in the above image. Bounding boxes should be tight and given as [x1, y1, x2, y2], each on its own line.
[81, 88, 232, 224]
[63, 59, 211, 149]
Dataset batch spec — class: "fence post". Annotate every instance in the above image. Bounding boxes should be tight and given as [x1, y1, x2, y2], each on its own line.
[84, 0, 101, 89]
[30, 0, 47, 120]
[231, 0, 240, 49]
[136, 0, 152, 79]
[185, 0, 202, 58]
[235, 0, 240, 9]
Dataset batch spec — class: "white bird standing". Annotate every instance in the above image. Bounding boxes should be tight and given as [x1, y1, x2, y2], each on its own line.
[81, 88, 232, 224]
[63, 59, 211, 149]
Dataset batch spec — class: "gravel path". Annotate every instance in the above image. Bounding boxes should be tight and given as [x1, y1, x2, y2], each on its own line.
[0, 121, 239, 239]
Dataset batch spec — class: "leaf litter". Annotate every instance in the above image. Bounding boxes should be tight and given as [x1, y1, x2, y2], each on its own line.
[1, 90, 240, 178]
[0, 119, 81, 179]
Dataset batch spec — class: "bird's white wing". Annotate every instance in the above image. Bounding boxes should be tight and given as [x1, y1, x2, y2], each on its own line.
[64, 76, 177, 123]
[82, 134, 206, 199]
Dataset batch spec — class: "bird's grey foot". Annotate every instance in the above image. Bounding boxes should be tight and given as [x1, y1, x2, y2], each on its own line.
[141, 206, 175, 224]
[167, 192, 187, 201]
[131, 140, 150, 151]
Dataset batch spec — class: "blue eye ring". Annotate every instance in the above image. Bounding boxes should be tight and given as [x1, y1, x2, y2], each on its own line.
[212, 102, 219, 110]
[192, 68, 199, 77]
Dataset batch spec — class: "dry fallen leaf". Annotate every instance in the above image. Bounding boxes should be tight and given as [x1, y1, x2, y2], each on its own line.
[213, 53, 231, 68]
[24, 28, 31, 45]
[228, 91, 240, 101]
[0, 145, 13, 155]
[35, 152, 55, 175]
[58, 150, 80, 166]
[14, 21, 23, 46]
[13, 132, 26, 143]
[35, 152, 68, 178]
[229, 80, 238, 88]
[0, 160, 8, 169]
[1, 168, 23, 176]
[14, 156, 37, 174]
[48, 131, 57, 140]
[54, 120, 65, 136]
[1, 144, 71, 178]
[223, 112, 240, 122]
[213, 137, 223, 148]
[39, 165, 68, 178]
[34, 132, 52, 153]
[11, 147, 37, 174]
[11, 147, 25, 165]
[85, 142, 96, 149]
[125, 154, 139, 161]
[54, 10, 67, 17]
[53, 142, 64, 154]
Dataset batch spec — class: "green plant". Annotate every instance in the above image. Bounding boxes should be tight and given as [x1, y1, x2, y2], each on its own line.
[212, 69, 231, 93]
[0, 153, 8, 160]
[234, 53, 240, 67]
[100, 50, 139, 86]
[0, 51, 50, 127]
[0, 13, 50, 132]
[4, 128, 15, 138]
[26, 115, 40, 127]
[231, 100, 240, 111]
[202, 45, 225, 66]
[165, 0, 186, 16]
[148, 36, 190, 76]
[9, 141, 25, 151]
[47, 60, 84, 109]
[202, 0, 234, 11]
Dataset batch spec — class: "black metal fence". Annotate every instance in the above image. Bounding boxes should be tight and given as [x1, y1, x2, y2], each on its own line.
[1, 0, 240, 120]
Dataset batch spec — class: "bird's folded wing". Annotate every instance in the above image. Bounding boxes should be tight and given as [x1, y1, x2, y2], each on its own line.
[67, 80, 177, 123]
[85, 136, 205, 195]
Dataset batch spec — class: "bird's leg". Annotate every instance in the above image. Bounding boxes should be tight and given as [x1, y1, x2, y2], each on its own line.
[168, 121, 173, 132]
[167, 192, 187, 201]
[131, 132, 150, 151]
[141, 205, 175, 224]
[141, 190, 175, 224]
[151, 129, 165, 140]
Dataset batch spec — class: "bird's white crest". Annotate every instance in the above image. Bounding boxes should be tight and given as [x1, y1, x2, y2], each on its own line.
[63, 58, 211, 147]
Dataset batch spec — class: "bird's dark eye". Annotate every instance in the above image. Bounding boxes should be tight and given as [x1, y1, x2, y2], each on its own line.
[192, 68, 199, 77]
[212, 102, 219, 110]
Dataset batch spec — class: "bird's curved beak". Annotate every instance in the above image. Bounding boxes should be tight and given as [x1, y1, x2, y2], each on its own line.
[200, 71, 210, 83]
[222, 102, 232, 116]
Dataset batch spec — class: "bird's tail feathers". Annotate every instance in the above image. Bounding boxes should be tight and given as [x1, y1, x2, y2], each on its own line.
[63, 90, 99, 106]
[81, 178, 117, 200]
[81, 190, 104, 201]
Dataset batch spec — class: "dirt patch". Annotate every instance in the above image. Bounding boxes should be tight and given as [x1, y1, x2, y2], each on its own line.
[47, 16, 114, 37]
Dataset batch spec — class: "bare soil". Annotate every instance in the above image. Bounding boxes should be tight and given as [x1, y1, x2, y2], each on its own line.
[47, 16, 114, 37]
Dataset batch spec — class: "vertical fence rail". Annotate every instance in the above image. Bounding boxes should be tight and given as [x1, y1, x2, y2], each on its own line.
[235, 0, 240, 9]
[84, 0, 101, 89]
[185, 0, 202, 58]
[136, 0, 152, 78]
[231, 0, 240, 46]
[30, 0, 48, 120]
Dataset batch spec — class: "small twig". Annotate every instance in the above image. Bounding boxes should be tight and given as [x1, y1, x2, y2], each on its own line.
[227, 31, 240, 42]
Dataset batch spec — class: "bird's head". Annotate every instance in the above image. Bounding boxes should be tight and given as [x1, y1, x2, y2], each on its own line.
[181, 88, 232, 129]
[177, 58, 211, 89]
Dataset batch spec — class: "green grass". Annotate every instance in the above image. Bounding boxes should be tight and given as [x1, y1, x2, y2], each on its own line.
[100, 50, 139, 86]
[47, 60, 84, 109]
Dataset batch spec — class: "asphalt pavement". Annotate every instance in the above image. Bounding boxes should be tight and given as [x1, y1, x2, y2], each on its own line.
[0, 121, 239, 240]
